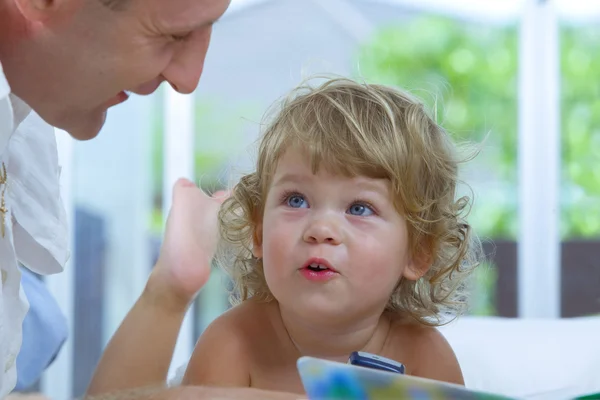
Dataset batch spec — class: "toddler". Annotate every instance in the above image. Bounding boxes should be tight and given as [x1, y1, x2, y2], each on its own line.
[181, 77, 482, 394]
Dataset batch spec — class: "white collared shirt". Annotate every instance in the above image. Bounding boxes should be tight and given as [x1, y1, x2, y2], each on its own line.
[0, 63, 69, 397]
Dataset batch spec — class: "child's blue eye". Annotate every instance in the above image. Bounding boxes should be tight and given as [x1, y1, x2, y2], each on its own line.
[348, 203, 374, 216]
[287, 194, 308, 208]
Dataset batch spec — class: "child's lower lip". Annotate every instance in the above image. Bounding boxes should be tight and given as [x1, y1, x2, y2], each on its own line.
[299, 268, 338, 281]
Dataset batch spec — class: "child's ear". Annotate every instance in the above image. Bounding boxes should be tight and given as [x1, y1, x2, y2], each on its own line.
[252, 222, 263, 259]
[402, 244, 432, 281]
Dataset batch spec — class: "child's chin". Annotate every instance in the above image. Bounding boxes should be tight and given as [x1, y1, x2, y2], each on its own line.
[291, 297, 355, 321]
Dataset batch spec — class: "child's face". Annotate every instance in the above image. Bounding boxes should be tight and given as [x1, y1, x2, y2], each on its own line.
[253, 147, 425, 325]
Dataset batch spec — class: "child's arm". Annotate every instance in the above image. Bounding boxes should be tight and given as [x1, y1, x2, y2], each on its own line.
[84, 385, 306, 400]
[85, 276, 191, 395]
[86, 180, 227, 395]
[410, 327, 465, 385]
[182, 312, 251, 387]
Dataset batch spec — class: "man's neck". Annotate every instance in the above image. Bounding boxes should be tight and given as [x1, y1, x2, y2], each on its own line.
[276, 302, 391, 363]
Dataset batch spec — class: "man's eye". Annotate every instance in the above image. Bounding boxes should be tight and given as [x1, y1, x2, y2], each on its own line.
[170, 33, 190, 42]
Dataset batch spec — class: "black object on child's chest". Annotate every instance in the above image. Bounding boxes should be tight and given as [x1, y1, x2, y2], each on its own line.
[347, 351, 405, 374]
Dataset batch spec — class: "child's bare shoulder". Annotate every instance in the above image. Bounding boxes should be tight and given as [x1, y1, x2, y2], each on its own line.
[202, 298, 274, 344]
[386, 315, 464, 385]
[182, 298, 274, 386]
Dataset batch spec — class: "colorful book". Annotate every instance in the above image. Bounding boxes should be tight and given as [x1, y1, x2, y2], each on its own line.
[297, 356, 516, 400]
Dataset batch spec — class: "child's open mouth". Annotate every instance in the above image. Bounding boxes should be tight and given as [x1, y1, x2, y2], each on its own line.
[307, 263, 328, 272]
[300, 259, 339, 281]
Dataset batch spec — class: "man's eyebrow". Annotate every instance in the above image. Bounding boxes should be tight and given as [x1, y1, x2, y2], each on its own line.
[171, 15, 222, 33]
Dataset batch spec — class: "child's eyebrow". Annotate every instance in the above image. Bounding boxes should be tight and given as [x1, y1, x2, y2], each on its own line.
[272, 173, 311, 187]
[272, 173, 390, 197]
[352, 181, 391, 199]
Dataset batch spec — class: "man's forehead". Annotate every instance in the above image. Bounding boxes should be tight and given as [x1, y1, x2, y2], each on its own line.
[145, 0, 230, 31]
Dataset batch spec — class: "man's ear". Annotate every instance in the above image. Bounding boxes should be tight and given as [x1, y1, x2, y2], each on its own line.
[402, 244, 433, 281]
[14, 0, 80, 24]
[252, 222, 263, 259]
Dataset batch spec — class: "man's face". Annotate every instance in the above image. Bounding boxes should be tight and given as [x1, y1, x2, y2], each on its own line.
[3, 0, 230, 140]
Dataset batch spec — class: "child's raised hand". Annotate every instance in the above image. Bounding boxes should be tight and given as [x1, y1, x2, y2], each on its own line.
[148, 178, 229, 311]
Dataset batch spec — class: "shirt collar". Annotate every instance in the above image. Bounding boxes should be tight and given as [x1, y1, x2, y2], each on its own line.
[1, 63, 33, 135]
[0, 63, 10, 100]
[9, 94, 32, 133]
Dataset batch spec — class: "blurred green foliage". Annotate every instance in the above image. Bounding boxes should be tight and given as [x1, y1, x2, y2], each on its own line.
[356, 16, 600, 240]
[561, 24, 600, 237]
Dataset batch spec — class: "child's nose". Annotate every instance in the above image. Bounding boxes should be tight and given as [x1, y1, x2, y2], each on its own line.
[303, 215, 343, 245]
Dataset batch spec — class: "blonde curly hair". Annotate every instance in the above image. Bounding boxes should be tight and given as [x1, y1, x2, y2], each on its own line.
[217, 77, 483, 326]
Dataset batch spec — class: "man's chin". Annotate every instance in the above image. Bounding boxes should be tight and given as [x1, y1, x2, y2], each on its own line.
[61, 111, 106, 141]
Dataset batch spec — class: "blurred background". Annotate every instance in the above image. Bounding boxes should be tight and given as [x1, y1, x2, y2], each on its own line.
[31, 0, 600, 398]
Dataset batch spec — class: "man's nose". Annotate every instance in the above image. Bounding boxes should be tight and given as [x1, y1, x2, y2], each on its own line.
[162, 27, 213, 94]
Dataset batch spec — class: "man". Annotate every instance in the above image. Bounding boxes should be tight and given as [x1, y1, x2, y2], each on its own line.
[0, 0, 302, 398]
[1, 0, 227, 140]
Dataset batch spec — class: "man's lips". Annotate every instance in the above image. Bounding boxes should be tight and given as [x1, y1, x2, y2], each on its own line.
[130, 79, 162, 96]
[105, 90, 130, 108]
[105, 79, 164, 109]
